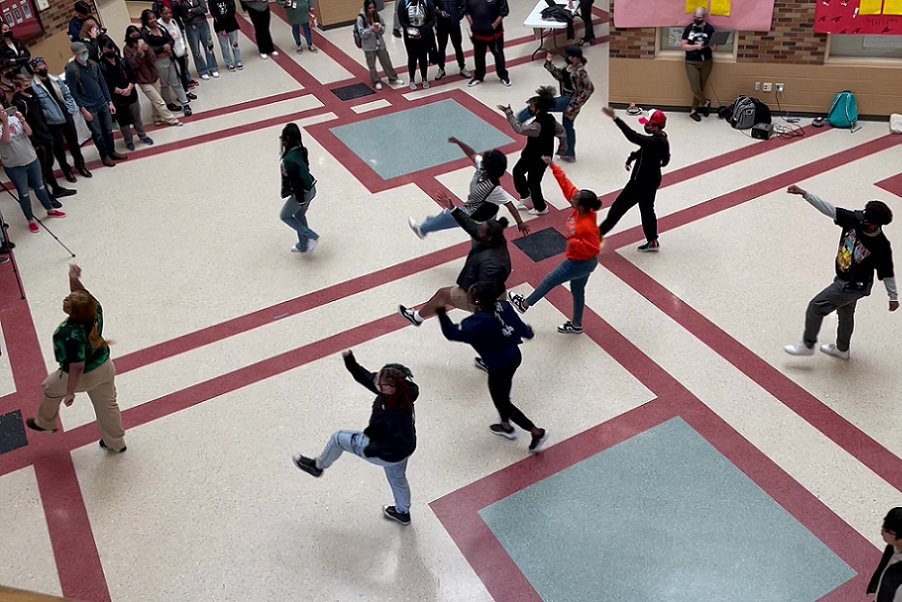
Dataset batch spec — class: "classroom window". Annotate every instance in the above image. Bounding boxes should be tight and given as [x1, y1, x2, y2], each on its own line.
[658, 27, 735, 54]
[829, 35, 902, 59]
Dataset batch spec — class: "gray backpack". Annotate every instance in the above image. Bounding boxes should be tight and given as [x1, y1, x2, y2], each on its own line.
[729, 96, 757, 130]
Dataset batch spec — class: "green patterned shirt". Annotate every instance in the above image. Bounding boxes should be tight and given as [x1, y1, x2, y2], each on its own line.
[53, 300, 110, 373]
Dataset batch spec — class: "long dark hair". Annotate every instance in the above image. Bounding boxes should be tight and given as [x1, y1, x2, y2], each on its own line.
[140, 9, 157, 28]
[124, 25, 143, 46]
[280, 123, 309, 165]
[363, 0, 380, 24]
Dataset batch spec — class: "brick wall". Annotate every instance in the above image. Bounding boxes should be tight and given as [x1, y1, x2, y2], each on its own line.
[610, 0, 830, 64]
[31, 0, 77, 43]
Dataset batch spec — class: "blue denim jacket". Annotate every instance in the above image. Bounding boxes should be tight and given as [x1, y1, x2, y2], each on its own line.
[31, 76, 77, 125]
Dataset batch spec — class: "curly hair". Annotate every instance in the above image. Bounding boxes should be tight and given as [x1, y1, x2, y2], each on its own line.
[529, 85, 557, 113]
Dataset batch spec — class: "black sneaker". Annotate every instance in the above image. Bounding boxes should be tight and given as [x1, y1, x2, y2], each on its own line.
[398, 305, 423, 327]
[689, 112, 701, 122]
[50, 199, 63, 209]
[52, 187, 77, 198]
[167, 103, 183, 112]
[0, 242, 15, 253]
[382, 505, 411, 525]
[500, 77, 511, 87]
[473, 357, 488, 372]
[557, 321, 584, 334]
[293, 454, 323, 477]
[529, 429, 550, 453]
[637, 240, 660, 253]
[489, 423, 517, 440]
[25, 418, 57, 433]
[507, 291, 528, 314]
[99, 439, 127, 453]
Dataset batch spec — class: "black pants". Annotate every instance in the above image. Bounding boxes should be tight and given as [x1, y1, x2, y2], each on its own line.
[247, 6, 274, 54]
[403, 35, 429, 81]
[48, 119, 86, 172]
[436, 17, 465, 70]
[512, 155, 548, 211]
[471, 34, 507, 81]
[175, 54, 191, 90]
[33, 140, 61, 192]
[600, 180, 660, 242]
[487, 351, 536, 431]
[580, 0, 595, 42]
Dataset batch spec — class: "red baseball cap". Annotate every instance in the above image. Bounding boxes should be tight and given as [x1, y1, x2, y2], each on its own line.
[639, 109, 667, 128]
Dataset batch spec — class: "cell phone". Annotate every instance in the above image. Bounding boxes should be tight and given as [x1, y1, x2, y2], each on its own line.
[4, 106, 17, 117]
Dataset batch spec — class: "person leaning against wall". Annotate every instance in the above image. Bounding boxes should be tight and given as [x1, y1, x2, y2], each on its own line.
[681, 7, 715, 122]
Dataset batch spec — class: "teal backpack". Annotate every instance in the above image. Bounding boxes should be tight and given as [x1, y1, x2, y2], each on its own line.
[827, 90, 859, 130]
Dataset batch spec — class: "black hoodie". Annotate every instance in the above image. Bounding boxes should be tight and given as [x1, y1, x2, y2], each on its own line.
[344, 353, 418, 463]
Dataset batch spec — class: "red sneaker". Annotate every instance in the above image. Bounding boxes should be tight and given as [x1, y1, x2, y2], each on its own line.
[29, 222, 40, 233]
[46, 210, 67, 218]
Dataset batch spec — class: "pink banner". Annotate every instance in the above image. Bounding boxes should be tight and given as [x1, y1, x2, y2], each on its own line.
[613, 0, 776, 31]
[815, 0, 902, 35]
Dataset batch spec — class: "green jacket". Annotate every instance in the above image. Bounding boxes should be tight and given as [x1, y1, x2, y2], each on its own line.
[277, 0, 312, 25]
[281, 147, 314, 200]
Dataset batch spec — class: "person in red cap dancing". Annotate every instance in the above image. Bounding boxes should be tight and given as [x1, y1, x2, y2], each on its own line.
[599, 106, 670, 253]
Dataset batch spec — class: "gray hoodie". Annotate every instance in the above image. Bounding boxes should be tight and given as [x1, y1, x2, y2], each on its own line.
[356, 8, 387, 52]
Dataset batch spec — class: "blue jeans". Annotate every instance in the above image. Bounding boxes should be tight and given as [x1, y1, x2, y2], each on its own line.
[84, 105, 115, 159]
[527, 258, 597, 326]
[419, 209, 459, 236]
[291, 23, 313, 47]
[280, 186, 319, 251]
[216, 30, 242, 67]
[4, 159, 55, 221]
[517, 95, 576, 158]
[317, 430, 411, 514]
[186, 20, 219, 75]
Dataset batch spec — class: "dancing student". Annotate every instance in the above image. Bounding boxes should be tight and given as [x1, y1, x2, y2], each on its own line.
[783, 185, 897, 359]
[398, 0, 435, 90]
[0, 103, 66, 233]
[499, 86, 566, 216]
[527, 48, 594, 163]
[26, 264, 126, 453]
[599, 106, 670, 253]
[408, 136, 528, 239]
[293, 350, 418, 526]
[400, 196, 511, 327]
[508, 156, 601, 334]
[437, 282, 549, 452]
[356, 0, 403, 90]
[279, 123, 319, 253]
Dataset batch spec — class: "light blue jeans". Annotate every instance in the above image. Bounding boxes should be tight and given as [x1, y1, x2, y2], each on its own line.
[185, 19, 219, 75]
[317, 430, 411, 514]
[4, 159, 55, 221]
[216, 30, 242, 68]
[419, 209, 459, 236]
[517, 95, 576, 159]
[527, 258, 597, 326]
[280, 186, 319, 251]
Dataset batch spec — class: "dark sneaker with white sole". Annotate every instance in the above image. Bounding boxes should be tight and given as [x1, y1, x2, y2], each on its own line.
[398, 305, 423, 327]
[529, 429, 550, 453]
[99, 439, 127, 453]
[474, 357, 488, 372]
[508, 291, 528, 313]
[557, 321, 584, 334]
[293, 454, 323, 477]
[637, 240, 660, 253]
[490, 423, 517, 440]
[382, 505, 411, 525]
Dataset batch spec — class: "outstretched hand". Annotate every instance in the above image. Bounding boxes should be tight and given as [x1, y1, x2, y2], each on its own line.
[602, 106, 615, 119]
[517, 222, 531, 236]
[68, 264, 82, 278]
[786, 185, 807, 196]
[341, 350, 353, 359]
[435, 192, 455, 211]
[541, 155, 554, 166]
[496, 104, 511, 113]
[447, 136, 459, 144]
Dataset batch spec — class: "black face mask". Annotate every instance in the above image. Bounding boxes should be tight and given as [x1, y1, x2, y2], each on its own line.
[35, 68, 48, 77]
[2, 32, 12, 38]
[693, 19, 703, 26]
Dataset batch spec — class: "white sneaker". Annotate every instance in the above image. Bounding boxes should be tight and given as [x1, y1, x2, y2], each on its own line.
[516, 198, 531, 210]
[409, 82, 417, 91]
[306, 239, 318, 253]
[211, 71, 220, 78]
[408, 217, 425, 240]
[260, 53, 268, 59]
[820, 343, 850, 360]
[527, 208, 549, 216]
[375, 82, 383, 90]
[783, 343, 815, 356]
[271, 50, 280, 57]
[422, 80, 430, 89]
[201, 74, 210, 80]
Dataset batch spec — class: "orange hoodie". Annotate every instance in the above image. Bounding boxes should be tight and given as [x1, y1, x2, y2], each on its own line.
[549, 163, 602, 261]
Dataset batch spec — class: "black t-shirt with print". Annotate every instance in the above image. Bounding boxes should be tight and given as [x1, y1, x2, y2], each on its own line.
[682, 22, 715, 62]
[833, 208, 894, 287]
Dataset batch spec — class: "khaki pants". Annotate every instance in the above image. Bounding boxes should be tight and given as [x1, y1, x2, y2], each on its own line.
[35, 360, 126, 450]
[365, 48, 399, 85]
[139, 80, 179, 125]
[685, 60, 713, 110]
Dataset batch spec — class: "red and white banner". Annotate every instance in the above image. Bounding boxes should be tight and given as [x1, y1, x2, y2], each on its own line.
[613, 0, 775, 31]
[815, 0, 902, 35]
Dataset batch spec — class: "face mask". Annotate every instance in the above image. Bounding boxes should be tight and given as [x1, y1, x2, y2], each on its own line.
[78, 52, 89, 62]
[693, 19, 703, 25]
[129, 36, 141, 43]
[2, 31, 11, 38]
[644, 125, 654, 134]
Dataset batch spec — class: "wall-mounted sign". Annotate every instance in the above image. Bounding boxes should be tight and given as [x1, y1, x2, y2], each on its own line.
[614, 0, 775, 30]
[815, 0, 902, 35]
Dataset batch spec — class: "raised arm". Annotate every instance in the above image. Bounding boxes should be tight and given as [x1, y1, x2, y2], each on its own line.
[499, 105, 540, 137]
[342, 351, 380, 394]
[450, 205, 482, 239]
[786, 185, 837, 219]
[448, 136, 478, 163]
[68, 264, 89, 293]
[436, 308, 475, 343]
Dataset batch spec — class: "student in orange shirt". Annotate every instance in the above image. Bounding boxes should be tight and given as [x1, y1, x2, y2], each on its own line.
[508, 156, 601, 334]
